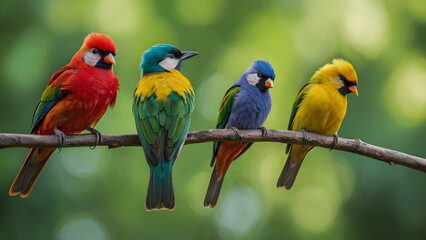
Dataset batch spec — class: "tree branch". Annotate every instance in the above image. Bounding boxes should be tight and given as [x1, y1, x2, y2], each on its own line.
[0, 129, 425, 173]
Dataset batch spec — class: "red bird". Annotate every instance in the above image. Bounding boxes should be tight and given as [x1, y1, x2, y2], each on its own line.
[9, 33, 119, 197]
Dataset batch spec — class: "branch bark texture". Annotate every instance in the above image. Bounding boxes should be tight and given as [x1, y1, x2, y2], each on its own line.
[0, 129, 425, 173]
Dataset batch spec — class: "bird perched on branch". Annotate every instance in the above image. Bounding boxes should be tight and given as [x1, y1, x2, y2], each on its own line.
[277, 58, 358, 190]
[133, 44, 198, 210]
[10, 33, 119, 197]
[204, 60, 275, 208]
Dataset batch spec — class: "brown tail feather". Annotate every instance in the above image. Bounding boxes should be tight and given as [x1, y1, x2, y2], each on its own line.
[9, 148, 54, 197]
[277, 149, 305, 190]
[204, 166, 225, 208]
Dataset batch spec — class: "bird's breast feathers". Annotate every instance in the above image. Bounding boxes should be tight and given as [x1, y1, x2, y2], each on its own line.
[226, 85, 271, 129]
[62, 67, 119, 102]
[294, 83, 347, 135]
[134, 70, 194, 102]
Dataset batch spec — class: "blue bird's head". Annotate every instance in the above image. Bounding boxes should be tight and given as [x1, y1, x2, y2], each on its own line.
[140, 44, 198, 75]
[238, 60, 275, 92]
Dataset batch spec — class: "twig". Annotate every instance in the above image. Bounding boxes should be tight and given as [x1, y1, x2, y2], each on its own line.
[0, 129, 424, 172]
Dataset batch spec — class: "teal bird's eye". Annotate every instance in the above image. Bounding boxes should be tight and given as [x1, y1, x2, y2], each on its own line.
[169, 55, 175, 59]
[339, 75, 346, 82]
[91, 48, 99, 54]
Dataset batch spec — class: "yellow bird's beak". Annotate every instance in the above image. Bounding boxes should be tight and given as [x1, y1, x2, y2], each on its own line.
[104, 53, 116, 65]
[265, 79, 274, 88]
[348, 85, 358, 96]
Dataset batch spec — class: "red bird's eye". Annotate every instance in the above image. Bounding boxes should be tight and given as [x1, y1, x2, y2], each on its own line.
[91, 48, 99, 54]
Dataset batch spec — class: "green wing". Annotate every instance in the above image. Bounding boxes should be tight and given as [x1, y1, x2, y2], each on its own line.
[31, 85, 69, 134]
[211, 86, 240, 166]
[286, 82, 311, 153]
[133, 91, 194, 166]
[30, 65, 74, 133]
[216, 86, 240, 129]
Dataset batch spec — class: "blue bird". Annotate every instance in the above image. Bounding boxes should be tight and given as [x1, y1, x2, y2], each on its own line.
[204, 60, 275, 208]
[133, 44, 198, 210]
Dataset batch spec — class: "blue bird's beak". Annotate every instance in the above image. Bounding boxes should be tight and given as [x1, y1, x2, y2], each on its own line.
[265, 79, 274, 88]
[176, 51, 199, 71]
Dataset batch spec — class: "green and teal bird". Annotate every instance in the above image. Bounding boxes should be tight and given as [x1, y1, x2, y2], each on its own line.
[133, 44, 198, 210]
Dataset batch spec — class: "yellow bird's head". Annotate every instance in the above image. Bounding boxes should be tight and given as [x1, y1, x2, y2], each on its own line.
[311, 58, 359, 96]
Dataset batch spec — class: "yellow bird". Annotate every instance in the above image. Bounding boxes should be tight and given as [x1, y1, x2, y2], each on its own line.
[277, 59, 358, 190]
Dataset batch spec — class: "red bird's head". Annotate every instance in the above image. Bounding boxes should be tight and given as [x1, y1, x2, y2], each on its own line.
[72, 33, 116, 70]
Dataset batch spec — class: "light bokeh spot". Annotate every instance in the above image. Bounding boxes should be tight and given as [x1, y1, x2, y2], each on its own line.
[290, 187, 337, 233]
[95, 0, 141, 34]
[340, 0, 389, 57]
[215, 187, 262, 237]
[44, 0, 95, 32]
[385, 57, 426, 125]
[60, 148, 103, 178]
[186, 171, 212, 216]
[58, 215, 108, 240]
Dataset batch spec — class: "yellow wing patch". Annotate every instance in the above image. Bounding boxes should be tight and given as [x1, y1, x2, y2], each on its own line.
[134, 69, 194, 101]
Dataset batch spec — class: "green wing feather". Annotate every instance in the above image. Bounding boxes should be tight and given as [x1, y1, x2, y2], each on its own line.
[286, 82, 311, 153]
[31, 85, 69, 134]
[211, 86, 240, 166]
[30, 66, 74, 134]
[216, 86, 240, 129]
[133, 91, 194, 166]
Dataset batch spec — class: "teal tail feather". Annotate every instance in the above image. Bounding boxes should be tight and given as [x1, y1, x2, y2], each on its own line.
[146, 164, 175, 211]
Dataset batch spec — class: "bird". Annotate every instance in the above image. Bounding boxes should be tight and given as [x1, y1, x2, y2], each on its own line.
[204, 60, 275, 208]
[277, 58, 358, 190]
[9, 33, 119, 197]
[133, 44, 198, 211]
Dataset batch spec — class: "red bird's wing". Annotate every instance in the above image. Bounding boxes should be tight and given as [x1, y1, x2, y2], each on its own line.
[31, 65, 75, 133]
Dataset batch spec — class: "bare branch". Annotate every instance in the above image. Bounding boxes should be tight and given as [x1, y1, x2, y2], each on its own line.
[0, 129, 425, 173]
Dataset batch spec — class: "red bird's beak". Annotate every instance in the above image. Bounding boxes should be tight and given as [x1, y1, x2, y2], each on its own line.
[348, 85, 358, 96]
[265, 79, 274, 88]
[104, 53, 116, 65]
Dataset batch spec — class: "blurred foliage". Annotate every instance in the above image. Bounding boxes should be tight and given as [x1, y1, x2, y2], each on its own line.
[1, 0, 426, 239]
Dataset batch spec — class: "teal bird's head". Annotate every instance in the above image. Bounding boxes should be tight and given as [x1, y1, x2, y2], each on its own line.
[140, 44, 198, 75]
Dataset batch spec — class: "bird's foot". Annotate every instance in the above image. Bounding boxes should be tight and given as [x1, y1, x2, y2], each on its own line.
[54, 128, 66, 153]
[301, 129, 308, 144]
[230, 127, 242, 140]
[258, 127, 268, 137]
[330, 134, 339, 151]
[87, 127, 103, 150]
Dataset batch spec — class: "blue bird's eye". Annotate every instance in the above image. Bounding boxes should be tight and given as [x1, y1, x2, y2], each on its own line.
[257, 73, 262, 78]
[339, 75, 345, 82]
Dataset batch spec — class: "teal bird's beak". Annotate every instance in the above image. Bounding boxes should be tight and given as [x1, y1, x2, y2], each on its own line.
[176, 51, 199, 71]
[181, 51, 199, 60]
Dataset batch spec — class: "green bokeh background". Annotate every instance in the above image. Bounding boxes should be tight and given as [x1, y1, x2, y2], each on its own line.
[1, 0, 425, 239]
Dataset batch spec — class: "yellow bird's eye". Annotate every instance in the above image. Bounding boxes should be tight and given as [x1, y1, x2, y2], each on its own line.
[339, 75, 346, 83]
